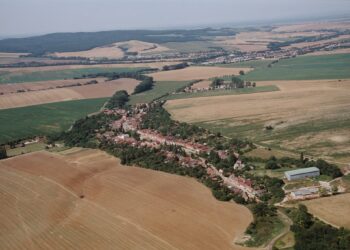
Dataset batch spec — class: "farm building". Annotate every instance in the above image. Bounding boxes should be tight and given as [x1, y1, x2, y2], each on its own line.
[291, 187, 319, 200]
[285, 167, 320, 181]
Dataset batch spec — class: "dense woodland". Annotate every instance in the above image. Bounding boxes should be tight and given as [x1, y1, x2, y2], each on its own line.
[52, 113, 120, 148]
[0, 28, 237, 55]
[286, 205, 350, 250]
[105, 90, 129, 109]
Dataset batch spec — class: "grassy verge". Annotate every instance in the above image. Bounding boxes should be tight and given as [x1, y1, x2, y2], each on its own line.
[245, 214, 285, 247]
[128, 81, 191, 104]
[0, 98, 107, 144]
[164, 85, 279, 100]
[274, 231, 295, 250]
[6, 142, 47, 157]
[0, 67, 147, 83]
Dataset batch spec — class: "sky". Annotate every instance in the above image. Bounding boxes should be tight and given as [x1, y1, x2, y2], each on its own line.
[1, 0, 350, 37]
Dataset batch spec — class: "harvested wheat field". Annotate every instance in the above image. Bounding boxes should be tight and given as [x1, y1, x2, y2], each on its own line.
[52, 40, 170, 59]
[165, 79, 350, 159]
[273, 21, 350, 32]
[213, 31, 329, 52]
[0, 78, 105, 95]
[191, 80, 212, 89]
[0, 52, 29, 58]
[285, 34, 350, 49]
[149, 66, 251, 81]
[52, 44, 125, 59]
[115, 40, 170, 54]
[0, 149, 253, 250]
[303, 193, 350, 229]
[2, 61, 183, 74]
[0, 78, 139, 109]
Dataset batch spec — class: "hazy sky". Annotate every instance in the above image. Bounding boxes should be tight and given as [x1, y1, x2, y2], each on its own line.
[1, 0, 350, 37]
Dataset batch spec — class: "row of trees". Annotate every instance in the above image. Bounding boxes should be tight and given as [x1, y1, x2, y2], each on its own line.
[162, 62, 188, 71]
[211, 76, 256, 89]
[133, 76, 154, 94]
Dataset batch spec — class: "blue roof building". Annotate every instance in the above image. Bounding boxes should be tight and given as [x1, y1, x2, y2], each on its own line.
[285, 167, 320, 181]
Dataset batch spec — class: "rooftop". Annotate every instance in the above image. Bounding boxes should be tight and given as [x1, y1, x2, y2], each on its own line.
[285, 167, 320, 176]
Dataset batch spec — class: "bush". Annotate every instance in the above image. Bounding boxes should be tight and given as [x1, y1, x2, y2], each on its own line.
[0, 146, 7, 159]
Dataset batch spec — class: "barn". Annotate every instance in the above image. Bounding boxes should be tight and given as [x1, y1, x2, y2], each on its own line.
[285, 167, 320, 181]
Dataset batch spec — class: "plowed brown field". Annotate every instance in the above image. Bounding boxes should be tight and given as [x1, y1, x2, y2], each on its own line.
[0, 149, 253, 250]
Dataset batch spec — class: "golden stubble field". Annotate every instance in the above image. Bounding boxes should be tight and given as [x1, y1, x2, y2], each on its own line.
[52, 40, 170, 59]
[0, 78, 139, 109]
[213, 31, 330, 52]
[303, 193, 350, 229]
[165, 79, 350, 160]
[0, 149, 253, 250]
[148, 66, 251, 81]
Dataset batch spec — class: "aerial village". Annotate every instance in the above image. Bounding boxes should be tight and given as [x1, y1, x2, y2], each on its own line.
[95, 101, 345, 204]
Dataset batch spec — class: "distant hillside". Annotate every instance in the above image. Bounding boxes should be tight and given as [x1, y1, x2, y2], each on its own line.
[0, 28, 236, 55]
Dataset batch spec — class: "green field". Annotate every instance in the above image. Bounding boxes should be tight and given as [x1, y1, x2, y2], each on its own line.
[128, 81, 191, 104]
[241, 54, 350, 81]
[0, 67, 147, 83]
[164, 85, 279, 100]
[0, 98, 107, 143]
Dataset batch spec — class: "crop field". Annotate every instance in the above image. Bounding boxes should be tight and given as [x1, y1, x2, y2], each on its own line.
[191, 80, 211, 89]
[0, 149, 253, 250]
[52, 43, 125, 59]
[1, 61, 182, 74]
[164, 85, 279, 100]
[0, 78, 105, 95]
[242, 54, 350, 81]
[273, 20, 350, 32]
[303, 193, 350, 229]
[165, 79, 350, 162]
[0, 67, 146, 84]
[0, 78, 139, 109]
[0, 98, 107, 144]
[52, 40, 170, 59]
[116, 40, 170, 54]
[129, 81, 191, 104]
[148, 66, 251, 81]
[213, 31, 331, 52]
[285, 34, 350, 49]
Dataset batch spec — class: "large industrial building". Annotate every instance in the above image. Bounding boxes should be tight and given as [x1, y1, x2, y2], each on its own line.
[285, 167, 320, 181]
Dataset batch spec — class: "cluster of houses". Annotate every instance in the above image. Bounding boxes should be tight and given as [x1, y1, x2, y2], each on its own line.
[202, 36, 350, 65]
[98, 105, 266, 200]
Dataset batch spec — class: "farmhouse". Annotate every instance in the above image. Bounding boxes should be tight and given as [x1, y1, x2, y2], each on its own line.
[285, 167, 320, 181]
